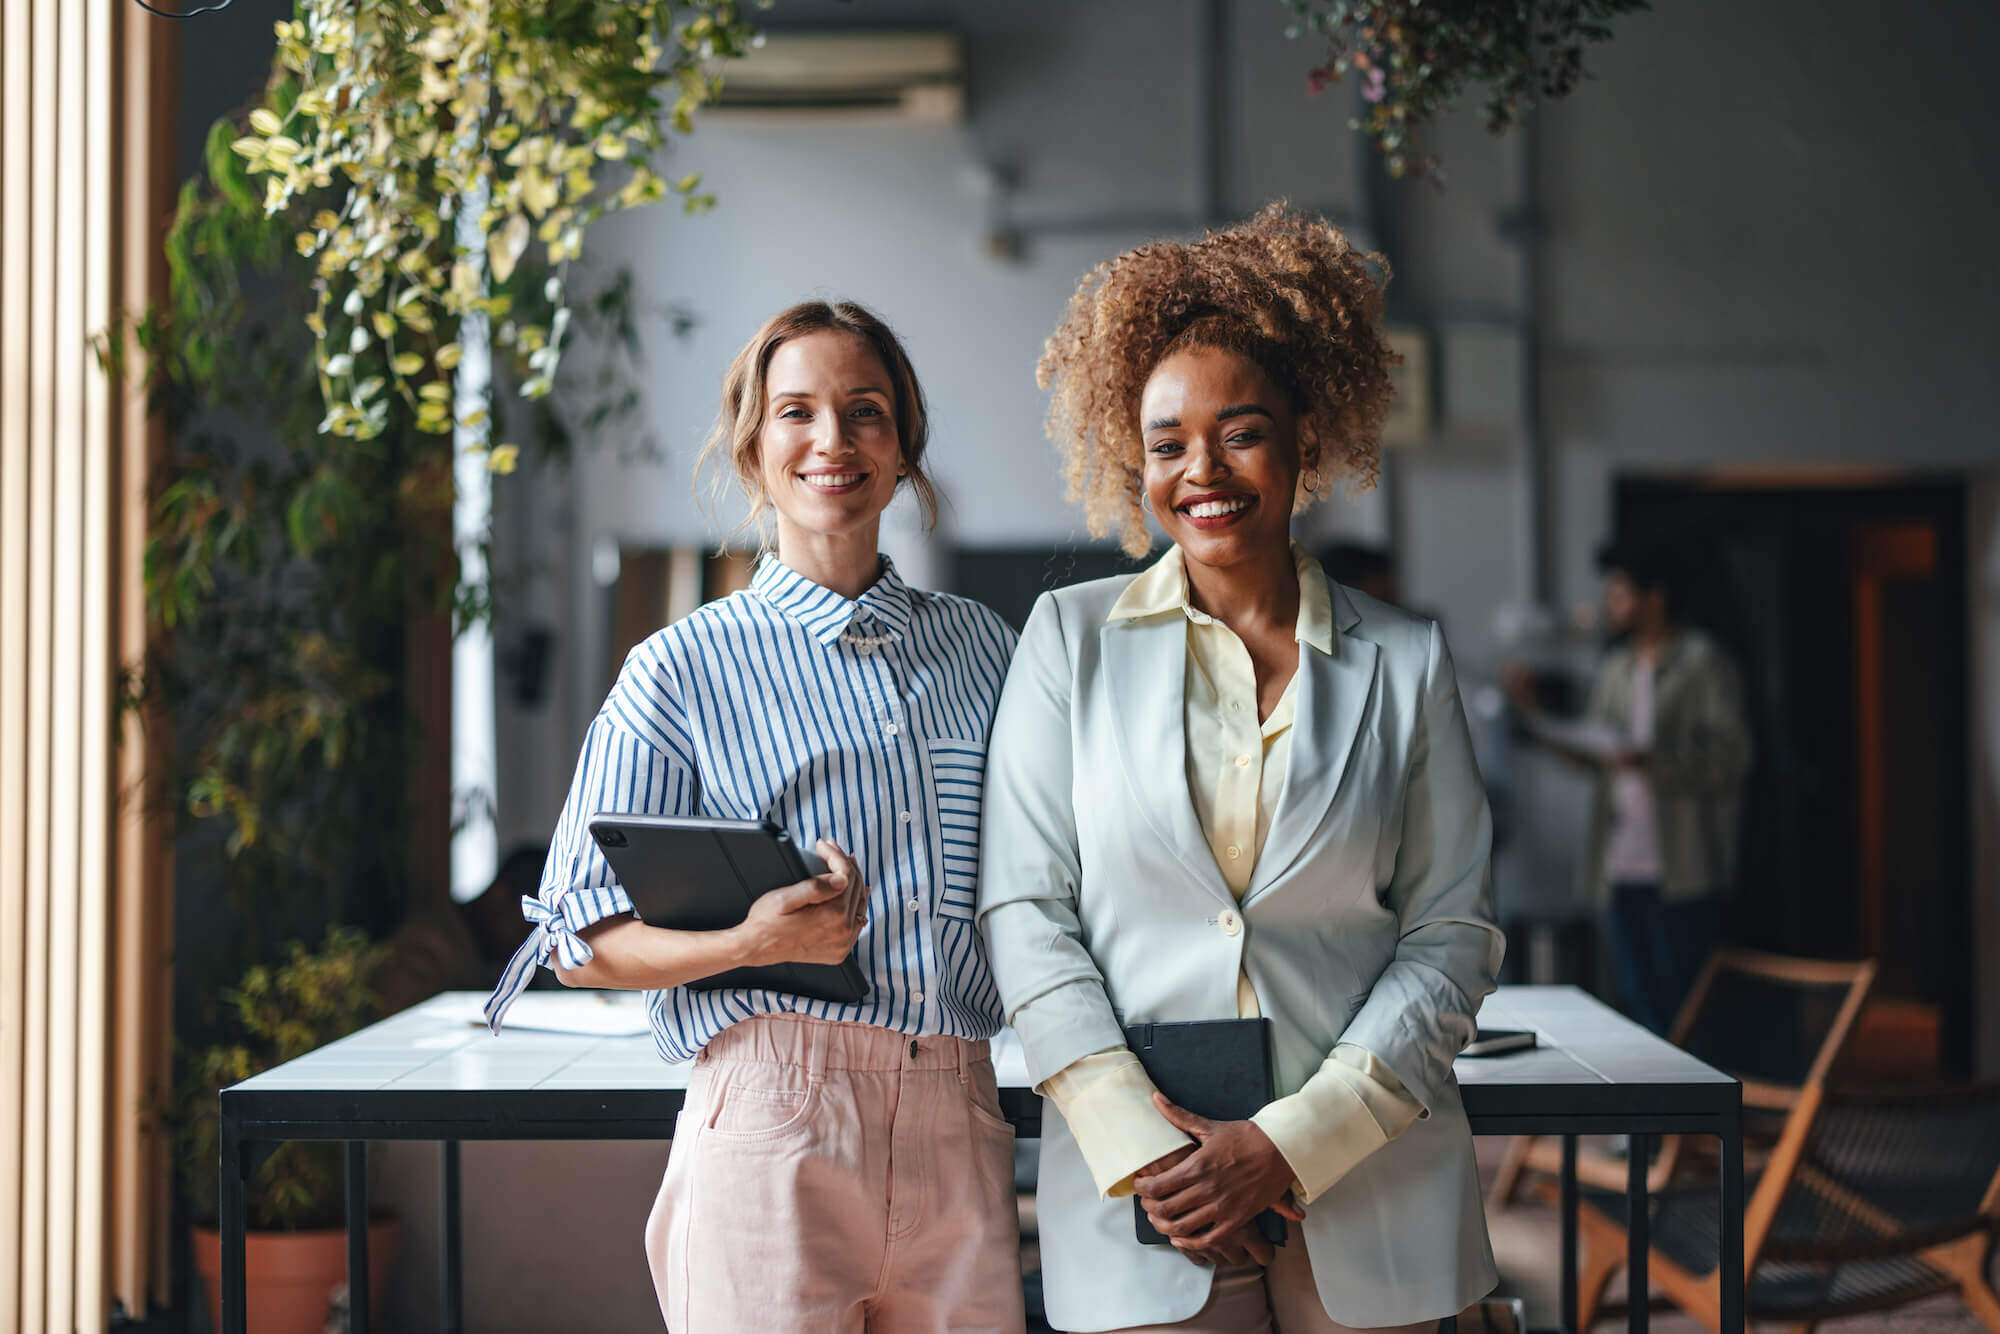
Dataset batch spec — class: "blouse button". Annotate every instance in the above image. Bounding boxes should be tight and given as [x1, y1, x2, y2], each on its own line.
[1225, 845, 1241, 860]
[1218, 910, 1242, 937]
[899, 810, 913, 824]
[1234, 754, 1252, 768]
[885, 723, 901, 738]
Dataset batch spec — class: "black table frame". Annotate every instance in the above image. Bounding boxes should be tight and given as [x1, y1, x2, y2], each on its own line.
[220, 1072, 1741, 1333]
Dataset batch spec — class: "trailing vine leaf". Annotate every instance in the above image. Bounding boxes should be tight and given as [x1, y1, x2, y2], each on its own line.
[1280, 0, 1649, 179]
[235, 0, 759, 436]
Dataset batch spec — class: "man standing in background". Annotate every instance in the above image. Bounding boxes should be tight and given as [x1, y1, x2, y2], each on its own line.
[1503, 539, 1754, 1034]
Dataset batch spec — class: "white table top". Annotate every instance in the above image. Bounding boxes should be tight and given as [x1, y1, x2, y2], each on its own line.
[232, 985, 1731, 1101]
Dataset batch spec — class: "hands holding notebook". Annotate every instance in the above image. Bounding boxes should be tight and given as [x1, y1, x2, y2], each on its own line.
[1132, 1093, 1306, 1268]
[733, 838, 869, 968]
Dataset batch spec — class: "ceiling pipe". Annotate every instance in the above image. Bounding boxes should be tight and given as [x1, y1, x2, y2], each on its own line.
[1194, 0, 1226, 227]
[1505, 110, 1554, 607]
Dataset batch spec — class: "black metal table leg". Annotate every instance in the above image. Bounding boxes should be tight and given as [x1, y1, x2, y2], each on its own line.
[442, 1140, 463, 1334]
[1720, 1107, 1745, 1331]
[346, 1140, 370, 1334]
[219, 1111, 248, 1334]
[1627, 1134, 1651, 1334]
[1561, 1134, 1578, 1334]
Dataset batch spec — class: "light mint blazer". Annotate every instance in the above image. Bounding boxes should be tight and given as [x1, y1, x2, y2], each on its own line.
[976, 572, 1504, 1332]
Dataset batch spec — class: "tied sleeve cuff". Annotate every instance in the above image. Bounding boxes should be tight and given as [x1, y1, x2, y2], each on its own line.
[523, 894, 600, 970]
[481, 885, 635, 1033]
[1040, 1049, 1194, 1199]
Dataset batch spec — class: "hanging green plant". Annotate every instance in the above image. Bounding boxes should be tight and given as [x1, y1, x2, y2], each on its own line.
[229, 0, 758, 450]
[1281, 0, 1649, 179]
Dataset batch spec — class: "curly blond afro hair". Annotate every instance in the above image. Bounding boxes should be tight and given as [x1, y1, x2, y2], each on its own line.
[1038, 203, 1398, 557]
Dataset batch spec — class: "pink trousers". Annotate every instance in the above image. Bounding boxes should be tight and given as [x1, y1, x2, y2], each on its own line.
[645, 1015, 1026, 1333]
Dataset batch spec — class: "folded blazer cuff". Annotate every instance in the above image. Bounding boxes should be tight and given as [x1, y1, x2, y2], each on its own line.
[1339, 959, 1481, 1114]
[1008, 978, 1129, 1087]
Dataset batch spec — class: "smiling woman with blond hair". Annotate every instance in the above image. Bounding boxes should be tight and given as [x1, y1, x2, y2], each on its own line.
[487, 300, 1026, 1333]
[977, 206, 1504, 1333]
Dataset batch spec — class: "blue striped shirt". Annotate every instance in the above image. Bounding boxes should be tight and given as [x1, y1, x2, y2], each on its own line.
[484, 555, 1018, 1062]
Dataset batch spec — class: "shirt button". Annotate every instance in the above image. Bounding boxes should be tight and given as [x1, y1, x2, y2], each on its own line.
[908, 897, 921, 912]
[1230, 700, 1245, 712]
[912, 990, 925, 1003]
[1226, 845, 1241, 860]
[1218, 910, 1242, 937]
[899, 810, 913, 824]
[1234, 754, 1252, 768]
[885, 723, 901, 738]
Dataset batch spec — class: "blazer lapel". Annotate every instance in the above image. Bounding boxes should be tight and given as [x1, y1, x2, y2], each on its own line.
[1099, 617, 1236, 909]
[1244, 588, 1380, 902]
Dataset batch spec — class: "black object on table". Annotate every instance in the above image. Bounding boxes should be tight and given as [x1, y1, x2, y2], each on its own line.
[217, 985, 1741, 1334]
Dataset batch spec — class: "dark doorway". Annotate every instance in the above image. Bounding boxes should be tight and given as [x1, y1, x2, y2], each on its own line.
[1614, 475, 1972, 1075]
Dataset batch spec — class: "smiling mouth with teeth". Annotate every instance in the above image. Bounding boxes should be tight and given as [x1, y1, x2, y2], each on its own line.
[1179, 495, 1254, 519]
[802, 472, 868, 490]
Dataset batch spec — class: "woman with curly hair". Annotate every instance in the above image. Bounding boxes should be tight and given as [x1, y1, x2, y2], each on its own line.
[976, 207, 1503, 1332]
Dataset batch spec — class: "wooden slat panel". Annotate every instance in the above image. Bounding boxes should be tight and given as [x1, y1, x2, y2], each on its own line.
[113, 0, 175, 1316]
[2, 3, 173, 1322]
[78, 0, 118, 1327]
[0, 0, 36, 1320]
[23, 2, 61, 1328]
[48, 0, 94, 1327]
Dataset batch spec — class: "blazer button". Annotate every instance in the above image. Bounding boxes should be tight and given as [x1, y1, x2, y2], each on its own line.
[1218, 909, 1242, 936]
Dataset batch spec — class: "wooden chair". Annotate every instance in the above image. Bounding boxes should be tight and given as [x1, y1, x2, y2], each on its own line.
[1574, 1080, 2000, 1331]
[1487, 949, 1876, 1211]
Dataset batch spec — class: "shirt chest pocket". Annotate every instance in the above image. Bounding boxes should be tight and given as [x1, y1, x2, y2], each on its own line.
[924, 738, 987, 921]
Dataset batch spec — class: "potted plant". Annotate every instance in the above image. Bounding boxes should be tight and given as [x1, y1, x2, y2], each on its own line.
[164, 927, 395, 1334]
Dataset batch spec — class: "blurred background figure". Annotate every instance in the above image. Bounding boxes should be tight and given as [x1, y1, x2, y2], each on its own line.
[1501, 538, 1752, 1034]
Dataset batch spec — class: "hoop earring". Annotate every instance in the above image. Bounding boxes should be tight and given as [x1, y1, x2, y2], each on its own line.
[1303, 467, 1321, 495]
[1139, 491, 1154, 515]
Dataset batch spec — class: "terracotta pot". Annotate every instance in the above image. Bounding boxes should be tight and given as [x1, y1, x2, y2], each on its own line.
[192, 1217, 398, 1334]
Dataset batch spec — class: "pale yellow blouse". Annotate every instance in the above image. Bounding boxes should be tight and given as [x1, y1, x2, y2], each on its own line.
[1039, 543, 1422, 1203]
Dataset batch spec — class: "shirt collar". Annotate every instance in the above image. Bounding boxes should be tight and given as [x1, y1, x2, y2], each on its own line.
[1107, 541, 1335, 655]
[751, 553, 916, 648]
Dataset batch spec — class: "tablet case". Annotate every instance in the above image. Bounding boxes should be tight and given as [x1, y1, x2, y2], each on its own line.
[587, 813, 869, 1005]
[1123, 1017, 1288, 1247]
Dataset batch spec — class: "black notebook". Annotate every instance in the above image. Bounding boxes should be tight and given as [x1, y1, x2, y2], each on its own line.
[1123, 1017, 1288, 1247]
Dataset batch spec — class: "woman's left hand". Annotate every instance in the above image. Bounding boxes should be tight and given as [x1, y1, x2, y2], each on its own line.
[1132, 1093, 1306, 1251]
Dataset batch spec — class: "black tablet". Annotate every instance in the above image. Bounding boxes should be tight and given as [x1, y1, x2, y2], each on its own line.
[587, 813, 870, 1005]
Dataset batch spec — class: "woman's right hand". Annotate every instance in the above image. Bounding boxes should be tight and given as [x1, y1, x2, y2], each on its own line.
[1134, 1144, 1283, 1268]
[734, 838, 868, 968]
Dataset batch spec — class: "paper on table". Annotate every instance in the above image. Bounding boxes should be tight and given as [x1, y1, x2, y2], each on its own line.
[436, 990, 652, 1037]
